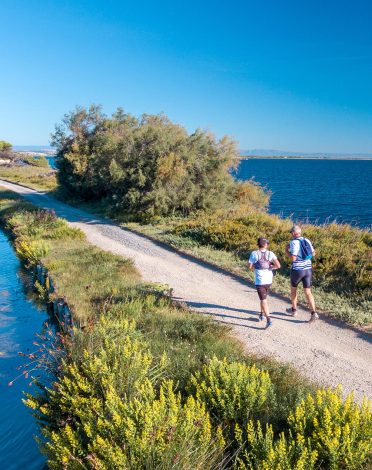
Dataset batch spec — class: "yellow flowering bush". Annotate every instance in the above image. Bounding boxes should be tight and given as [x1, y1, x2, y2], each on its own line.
[233, 388, 371, 469]
[15, 239, 50, 265]
[234, 420, 317, 470]
[25, 316, 225, 469]
[287, 388, 372, 469]
[187, 357, 273, 428]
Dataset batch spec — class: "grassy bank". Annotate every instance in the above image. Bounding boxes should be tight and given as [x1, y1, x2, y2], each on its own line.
[0, 189, 371, 469]
[0, 165, 57, 191]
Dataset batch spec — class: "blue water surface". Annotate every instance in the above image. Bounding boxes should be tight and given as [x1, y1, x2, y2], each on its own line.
[0, 230, 46, 470]
[236, 159, 372, 228]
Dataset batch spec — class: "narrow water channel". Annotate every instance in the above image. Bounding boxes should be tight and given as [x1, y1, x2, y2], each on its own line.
[0, 229, 46, 469]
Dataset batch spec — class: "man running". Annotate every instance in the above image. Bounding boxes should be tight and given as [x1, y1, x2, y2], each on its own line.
[249, 237, 281, 328]
[286, 225, 319, 321]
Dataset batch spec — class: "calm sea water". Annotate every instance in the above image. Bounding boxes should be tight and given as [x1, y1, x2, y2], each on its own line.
[236, 159, 372, 228]
[0, 230, 46, 469]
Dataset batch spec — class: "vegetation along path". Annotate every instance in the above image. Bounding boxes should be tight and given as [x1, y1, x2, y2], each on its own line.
[1, 179, 371, 402]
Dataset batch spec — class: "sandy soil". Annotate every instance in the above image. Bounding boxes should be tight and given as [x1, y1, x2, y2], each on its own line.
[1, 179, 371, 402]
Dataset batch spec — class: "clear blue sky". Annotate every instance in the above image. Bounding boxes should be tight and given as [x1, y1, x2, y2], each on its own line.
[1, 0, 372, 153]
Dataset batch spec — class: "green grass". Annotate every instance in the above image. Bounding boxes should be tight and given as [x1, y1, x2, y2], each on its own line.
[0, 165, 57, 191]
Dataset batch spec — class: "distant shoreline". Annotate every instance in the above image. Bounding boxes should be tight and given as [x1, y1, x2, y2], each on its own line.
[240, 155, 372, 160]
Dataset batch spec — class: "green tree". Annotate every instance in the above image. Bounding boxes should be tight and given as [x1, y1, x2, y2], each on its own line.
[51, 105, 266, 219]
[0, 140, 12, 152]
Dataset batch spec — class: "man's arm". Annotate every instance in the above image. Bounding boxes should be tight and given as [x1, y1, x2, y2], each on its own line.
[286, 243, 297, 261]
[248, 262, 254, 271]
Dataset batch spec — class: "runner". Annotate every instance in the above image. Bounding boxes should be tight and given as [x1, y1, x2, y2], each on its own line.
[286, 225, 319, 321]
[248, 237, 281, 328]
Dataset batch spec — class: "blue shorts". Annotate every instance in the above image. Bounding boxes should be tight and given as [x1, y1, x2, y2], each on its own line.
[290, 269, 312, 288]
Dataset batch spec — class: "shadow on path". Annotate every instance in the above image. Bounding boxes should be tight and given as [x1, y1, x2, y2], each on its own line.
[198, 310, 264, 330]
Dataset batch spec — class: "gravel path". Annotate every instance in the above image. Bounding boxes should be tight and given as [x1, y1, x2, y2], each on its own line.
[1, 179, 371, 401]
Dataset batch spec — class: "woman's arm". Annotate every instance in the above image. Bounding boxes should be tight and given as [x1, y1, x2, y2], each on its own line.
[272, 258, 281, 270]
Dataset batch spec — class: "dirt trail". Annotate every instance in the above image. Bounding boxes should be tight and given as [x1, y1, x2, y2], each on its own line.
[1, 179, 371, 401]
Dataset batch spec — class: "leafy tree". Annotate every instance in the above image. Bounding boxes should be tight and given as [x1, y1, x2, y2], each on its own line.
[51, 106, 267, 219]
[0, 140, 12, 152]
[0, 140, 13, 159]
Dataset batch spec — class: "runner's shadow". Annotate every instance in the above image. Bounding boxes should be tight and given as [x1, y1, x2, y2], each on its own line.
[196, 311, 264, 330]
[187, 301, 258, 316]
[270, 312, 308, 324]
[271, 310, 309, 322]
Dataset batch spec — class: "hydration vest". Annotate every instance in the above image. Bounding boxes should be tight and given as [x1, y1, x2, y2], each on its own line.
[253, 251, 272, 270]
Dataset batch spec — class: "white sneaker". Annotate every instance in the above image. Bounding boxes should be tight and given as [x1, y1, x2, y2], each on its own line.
[310, 312, 319, 322]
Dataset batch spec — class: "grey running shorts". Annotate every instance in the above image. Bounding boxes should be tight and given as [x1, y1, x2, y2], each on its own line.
[290, 269, 312, 288]
[256, 284, 271, 300]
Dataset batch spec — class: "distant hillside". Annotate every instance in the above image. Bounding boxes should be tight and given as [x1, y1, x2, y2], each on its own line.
[13, 145, 56, 155]
[240, 149, 372, 159]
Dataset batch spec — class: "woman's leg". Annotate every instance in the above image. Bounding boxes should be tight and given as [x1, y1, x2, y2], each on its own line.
[260, 298, 270, 320]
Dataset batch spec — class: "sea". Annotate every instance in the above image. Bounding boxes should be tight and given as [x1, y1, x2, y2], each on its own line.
[235, 159, 372, 229]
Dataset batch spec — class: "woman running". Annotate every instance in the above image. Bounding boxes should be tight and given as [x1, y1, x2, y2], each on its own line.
[248, 237, 281, 328]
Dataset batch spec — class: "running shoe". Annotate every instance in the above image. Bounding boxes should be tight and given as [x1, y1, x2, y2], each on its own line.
[286, 307, 297, 317]
[266, 319, 273, 328]
[310, 312, 319, 322]
[259, 313, 263, 321]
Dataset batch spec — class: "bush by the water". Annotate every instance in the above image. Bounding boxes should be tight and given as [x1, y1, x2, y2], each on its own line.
[0, 197, 370, 469]
[0, 140, 12, 158]
[51, 105, 268, 219]
[25, 316, 225, 469]
[22, 155, 49, 167]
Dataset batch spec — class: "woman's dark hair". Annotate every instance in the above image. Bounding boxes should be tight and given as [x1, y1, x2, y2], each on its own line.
[257, 237, 269, 248]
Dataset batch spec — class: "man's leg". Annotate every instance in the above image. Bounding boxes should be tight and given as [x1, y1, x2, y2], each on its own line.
[303, 270, 318, 320]
[304, 288, 316, 312]
[291, 286, 298, 310]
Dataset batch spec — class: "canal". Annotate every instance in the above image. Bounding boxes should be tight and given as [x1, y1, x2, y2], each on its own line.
[0, 229, 46, 469]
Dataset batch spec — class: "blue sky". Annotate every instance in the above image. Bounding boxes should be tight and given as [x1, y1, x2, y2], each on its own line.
[1, 0, 372, 152]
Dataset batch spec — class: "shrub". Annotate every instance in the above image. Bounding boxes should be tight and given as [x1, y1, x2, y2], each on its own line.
[0, 140, 12, 152]
[4, 206, 84, 241]
[173, 212, 372, 297]
[51, 105, 268, 218]
[15, 239, 50, 266]
[234, 388, 372, 469]
[187, 357, 273, 431]
[234, 420, 318, 469]
[23, 155, 49, 167]
[287, 388, 372, 469]
[25, 315, 225, 469]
